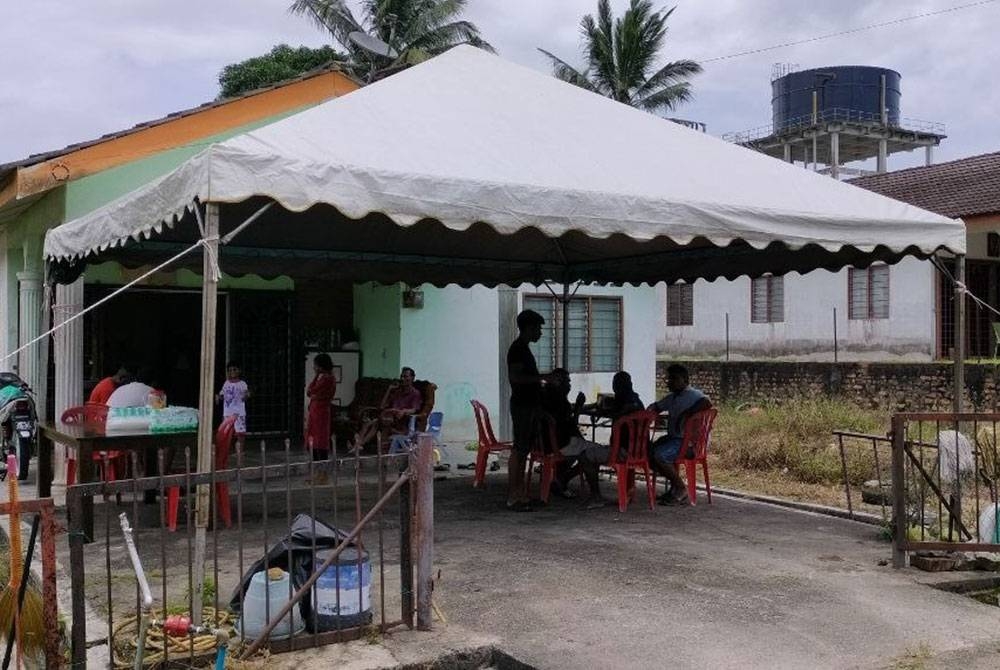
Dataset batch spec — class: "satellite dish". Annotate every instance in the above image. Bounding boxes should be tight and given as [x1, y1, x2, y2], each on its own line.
[348, 31, 398, 59]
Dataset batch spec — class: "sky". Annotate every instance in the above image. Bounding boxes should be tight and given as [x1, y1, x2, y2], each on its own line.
[2, 0, 999, 170]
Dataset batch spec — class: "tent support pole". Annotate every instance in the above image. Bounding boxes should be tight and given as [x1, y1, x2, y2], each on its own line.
[192, 202, 220, 626]
[561, 283, 570, 370]
[954, 254, 966, 414]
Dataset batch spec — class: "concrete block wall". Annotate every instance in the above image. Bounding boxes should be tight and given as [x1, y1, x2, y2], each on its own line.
[656, 360, 1000, 412]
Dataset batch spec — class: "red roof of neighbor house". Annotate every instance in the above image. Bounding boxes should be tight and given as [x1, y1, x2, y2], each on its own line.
[849, 151, 1000, 219]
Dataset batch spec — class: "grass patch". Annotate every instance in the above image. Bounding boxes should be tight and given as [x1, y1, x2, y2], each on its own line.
[712, 399, 888, 486]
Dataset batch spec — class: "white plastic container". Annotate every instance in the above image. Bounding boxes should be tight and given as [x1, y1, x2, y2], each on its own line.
[239, 568, 304, 640]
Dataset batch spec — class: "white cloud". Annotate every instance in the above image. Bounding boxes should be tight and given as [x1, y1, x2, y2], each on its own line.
[1, 0, 997, 167]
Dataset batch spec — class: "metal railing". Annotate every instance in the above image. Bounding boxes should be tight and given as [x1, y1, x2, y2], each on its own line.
[722, 108, 946, 144]
[65, 436, 435, 668]
[0, 497, 62, 668]
[890, 413, 1000, 568]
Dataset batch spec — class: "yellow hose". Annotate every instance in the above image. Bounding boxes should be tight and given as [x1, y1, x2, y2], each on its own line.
[111, 607, 246, 668]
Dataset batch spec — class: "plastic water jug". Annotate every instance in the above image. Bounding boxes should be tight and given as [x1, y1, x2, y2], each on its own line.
[239, 568, 304, 640]
[310, 546, 372, 631]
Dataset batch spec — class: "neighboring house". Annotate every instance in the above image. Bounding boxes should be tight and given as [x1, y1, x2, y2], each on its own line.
[0, 67, 654, 451]
[657, 151, 1000, 361]
[0, 64, 358, 445]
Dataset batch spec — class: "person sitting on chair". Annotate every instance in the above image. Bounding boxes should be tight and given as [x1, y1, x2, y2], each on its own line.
[578, 370, 646, 509]
[647, 364, 712, 505]
[540, 368, 602, 499]
[89, 365, 131, 405]
[352, 367, 423, 453]
[607, 371, 644, 419]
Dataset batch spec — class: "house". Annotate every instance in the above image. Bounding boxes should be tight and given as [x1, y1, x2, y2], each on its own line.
[0, 64, 358, 468]
[0, 63, 655, 456]
[657, 151, 1000, 361]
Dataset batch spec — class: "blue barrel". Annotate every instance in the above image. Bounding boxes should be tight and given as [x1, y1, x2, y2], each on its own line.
[772, 66, 901, 131]
[310, 546, 373, 631]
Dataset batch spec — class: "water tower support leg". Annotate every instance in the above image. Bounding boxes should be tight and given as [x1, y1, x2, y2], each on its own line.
[926, 145, 935, 167]
[877, 139, 888, 173]
[783, 143, 792, 163]
[830, 132, 840, 179]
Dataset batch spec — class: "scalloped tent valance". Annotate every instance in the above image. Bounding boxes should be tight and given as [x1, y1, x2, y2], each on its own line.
[43, 45, 964, 285]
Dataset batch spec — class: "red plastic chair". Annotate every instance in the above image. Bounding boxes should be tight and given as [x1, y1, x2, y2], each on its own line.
[605, 410, 658, 513]
[61, 403, 123, 485]
[167, 416, 237, 531]
[470, 400, 512, 488]
[525, 412, 565, 503]
[653, 408, 718, 506]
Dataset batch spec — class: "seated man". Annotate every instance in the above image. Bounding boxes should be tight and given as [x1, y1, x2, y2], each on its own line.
[352, 367, 423, 452]
[606, 371, 644, 418]
[107, 367, 156, 408]
[539, 368, 600, 498]
[578, 370, 645, 509]
[647, 364, 712, 505]
[89, 366, 131, 405]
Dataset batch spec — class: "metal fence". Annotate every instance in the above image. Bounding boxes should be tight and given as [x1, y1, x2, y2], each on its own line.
[890, 413, 1000, 567]
[0, 497, 62, 668]
[65, 436, 435, 668]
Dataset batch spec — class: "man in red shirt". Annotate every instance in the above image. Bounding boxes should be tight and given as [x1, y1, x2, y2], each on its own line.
[352, 367, 424, 452]
[88, 366, 131, 404]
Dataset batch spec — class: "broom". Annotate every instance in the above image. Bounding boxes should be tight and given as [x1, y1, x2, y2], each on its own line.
[0, 455, 45, 663]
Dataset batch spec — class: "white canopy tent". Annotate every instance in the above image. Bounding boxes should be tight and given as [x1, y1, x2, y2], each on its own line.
[41, 45, 967, 626]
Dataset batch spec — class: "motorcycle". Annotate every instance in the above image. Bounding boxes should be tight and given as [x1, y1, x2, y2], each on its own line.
[0, 371, 37, 481]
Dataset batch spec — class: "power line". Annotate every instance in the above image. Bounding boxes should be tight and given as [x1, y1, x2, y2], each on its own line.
[700, 0, 999, 64]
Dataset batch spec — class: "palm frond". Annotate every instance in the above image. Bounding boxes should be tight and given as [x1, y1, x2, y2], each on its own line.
[537, 49, 597, 92]
[406, 20, 493, 55]
[288, 0, 362, 48]
[635, 81, 694, 112]
[581, 9, 616, 98]
[634, 59, 702, 98]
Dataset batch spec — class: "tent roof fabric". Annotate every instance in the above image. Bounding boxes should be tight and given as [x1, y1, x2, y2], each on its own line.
[43, 46, 965, 286]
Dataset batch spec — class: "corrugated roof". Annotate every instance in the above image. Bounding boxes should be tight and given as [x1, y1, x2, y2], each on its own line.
[0, 61, 355, 174]
[849, 151, 1000, 219]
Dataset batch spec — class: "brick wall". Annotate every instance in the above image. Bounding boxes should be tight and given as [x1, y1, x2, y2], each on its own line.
[655, 360, 1000, 412]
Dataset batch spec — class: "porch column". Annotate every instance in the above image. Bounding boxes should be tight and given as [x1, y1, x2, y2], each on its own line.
[53, 277, 84, 486]
[17, 269, 43, 393]
[496, 287, 518, 441]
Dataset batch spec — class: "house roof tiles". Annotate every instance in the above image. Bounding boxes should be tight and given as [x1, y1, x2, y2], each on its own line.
[849, 151, 1000, 219]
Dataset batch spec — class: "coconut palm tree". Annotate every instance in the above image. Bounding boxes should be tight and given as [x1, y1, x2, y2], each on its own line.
[538, 0, 701, 112]
[289, 0, 493, 82]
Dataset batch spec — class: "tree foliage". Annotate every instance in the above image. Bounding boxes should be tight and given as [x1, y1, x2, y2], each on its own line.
[218, 43, 346, 98]
[288, 0, 493, 82]
[538, 0, 701, 113]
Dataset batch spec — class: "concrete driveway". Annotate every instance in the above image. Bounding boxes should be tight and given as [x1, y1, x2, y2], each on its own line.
[431, 473, 1000, 669]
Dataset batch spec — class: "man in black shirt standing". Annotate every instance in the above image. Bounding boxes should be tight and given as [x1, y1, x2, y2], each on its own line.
[506, 309, 552, 511]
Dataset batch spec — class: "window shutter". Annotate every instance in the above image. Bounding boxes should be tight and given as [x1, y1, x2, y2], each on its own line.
[590, 298, 622, 372]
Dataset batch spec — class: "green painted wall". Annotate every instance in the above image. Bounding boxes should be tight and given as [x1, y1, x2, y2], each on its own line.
[84, 261, 293, 291]
[353, 282, 401, 378]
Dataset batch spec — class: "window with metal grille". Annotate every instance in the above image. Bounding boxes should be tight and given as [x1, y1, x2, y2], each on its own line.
[750, 276, 783, 323]
[523, 295, 622, 373]
[848, 265, 890, 320]
[666, 283, 694, 326]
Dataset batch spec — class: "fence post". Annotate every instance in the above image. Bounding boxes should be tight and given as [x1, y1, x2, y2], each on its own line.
[399, 466, 414, 629]
[833, 307, 839, 363]
[413, 434, 435, 631]
[891, 414, 907, 568]
[67, 489, 87, 668]
[725, 313, 730, 362]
